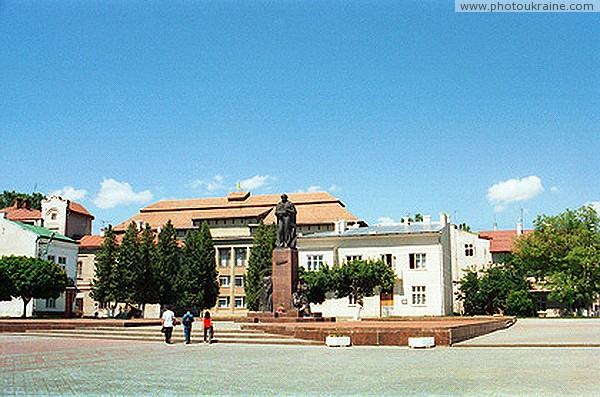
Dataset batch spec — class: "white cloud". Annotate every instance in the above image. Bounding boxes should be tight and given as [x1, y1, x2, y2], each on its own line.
[551, 186, 560, 193]
[307, 185, 321, 192]
[50, 186, 87, 201]
[186, 179, 204, 190]
[587, 201, 600, 213]
[240, 175, 271, 191]
[376, 217, 398, 225]
[328, 184, 341, 193]
[93, 179, 153, 209]
[487, 175, 544, 212]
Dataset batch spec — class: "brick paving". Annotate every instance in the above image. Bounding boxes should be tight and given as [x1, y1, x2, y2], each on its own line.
[1, 329, 599, 396]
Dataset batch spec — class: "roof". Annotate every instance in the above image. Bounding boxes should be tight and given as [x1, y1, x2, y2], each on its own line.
[479, 230, 533, 253]
[68, 201, 94, 219]
[304, 222, 445, 239]
[79, 235, 104, 249]
[0, 203, 42, 222]
[114, 192, 362, 231]
[12, 221, 77, 243]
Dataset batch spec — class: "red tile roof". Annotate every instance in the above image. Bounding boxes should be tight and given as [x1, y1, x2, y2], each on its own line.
[68, 201, 94, 219]
[114, 192, 362, 232]
[78, 235, 105, 249]
[479, 230, 533, 253]
[0, 204, 42, 222]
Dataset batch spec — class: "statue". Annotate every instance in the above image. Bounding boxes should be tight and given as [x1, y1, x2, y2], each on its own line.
[292, 278, 312, 317]
[258, 271, 273, 312]
[275, 193, 297, 248]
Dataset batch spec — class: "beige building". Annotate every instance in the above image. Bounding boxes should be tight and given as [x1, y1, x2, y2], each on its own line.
[114, 191, 363, 315]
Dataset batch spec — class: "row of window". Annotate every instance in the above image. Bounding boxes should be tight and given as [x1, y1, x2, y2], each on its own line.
[218, 296, 246, 309]
[305, 253, 429, 271]
[219, 248, 248, 267]
[219, 275, 245, 287]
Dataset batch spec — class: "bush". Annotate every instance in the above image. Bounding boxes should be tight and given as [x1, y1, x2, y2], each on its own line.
[505, 290, 536, 317]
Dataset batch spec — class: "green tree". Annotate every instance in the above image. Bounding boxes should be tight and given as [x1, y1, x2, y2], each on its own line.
[116, 222, 140, 305]
[0, 261, 16, 301]
[245, 222, 277, 311]
[505, 290, 536, 317]
[132, 223, 158, 314]
[91, 225, 120, 315]
[332, 259, 395, 303]
[179, 222, 219, 312]
[299, 265, 335, 304]
[457, 259, 533, 316]
[0, 255, 69, 318]
[0, 190, 46, 210]
[155, 220, 181, 308]
[514, 205, 600, 313]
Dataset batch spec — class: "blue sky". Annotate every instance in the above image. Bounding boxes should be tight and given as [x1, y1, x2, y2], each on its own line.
[1, 1, 598, 234]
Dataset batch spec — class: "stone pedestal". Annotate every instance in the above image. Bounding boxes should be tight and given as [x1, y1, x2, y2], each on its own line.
[272, 248, 299, 313]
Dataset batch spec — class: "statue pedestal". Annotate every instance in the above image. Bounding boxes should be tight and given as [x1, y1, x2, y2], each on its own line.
[271, 248, 298, 313]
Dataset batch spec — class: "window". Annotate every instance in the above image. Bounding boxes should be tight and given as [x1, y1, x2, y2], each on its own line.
[77, 261, 83, 278]
[219, 276, 231, 287]
[345, 255, 362, 263]
[47, 255, 56, 262]
[234, 275, 244, 287]
[465, 244, 474, 256]
[382, 254, 393, 267]
[235, 248, 247, 267]
[58, 257, 67, 265]
[219, 249, 231, 267]
[306, 255, 324, 271]
[412, 286, 426, 305]
[218, 296, 230, 308]
[409, 253, 426, 270]
[45, 298, 56, 308]
[234, 296, 246, 308]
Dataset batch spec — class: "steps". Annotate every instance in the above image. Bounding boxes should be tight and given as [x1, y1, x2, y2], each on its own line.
[23, 321, 322, 346]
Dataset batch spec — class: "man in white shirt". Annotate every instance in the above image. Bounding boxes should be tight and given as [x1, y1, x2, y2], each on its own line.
[161, 307, 177, 344]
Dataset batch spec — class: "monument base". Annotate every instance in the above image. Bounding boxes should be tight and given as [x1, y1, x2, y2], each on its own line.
[271, 248, 298, 313]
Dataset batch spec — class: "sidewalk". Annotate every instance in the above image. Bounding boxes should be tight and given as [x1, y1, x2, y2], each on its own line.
[455, 318, 600, 347]
[2, 325, 599, 396]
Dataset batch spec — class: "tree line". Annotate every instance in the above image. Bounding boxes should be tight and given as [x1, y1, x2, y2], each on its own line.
[458, 205, 600, 317]
[91, 220, 219, 316]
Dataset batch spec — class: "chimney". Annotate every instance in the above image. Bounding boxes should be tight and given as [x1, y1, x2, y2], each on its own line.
[516, 221, 523, 236]
[440, 212, 449, 226]
[335, 220, 347, 235]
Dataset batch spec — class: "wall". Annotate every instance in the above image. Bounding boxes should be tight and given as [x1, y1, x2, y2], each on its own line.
[0, 218, 38, 317]
[299, 233, 449, 317]
[35, 239, 79, 314]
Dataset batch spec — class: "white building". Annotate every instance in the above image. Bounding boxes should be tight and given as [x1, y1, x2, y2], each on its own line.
[0, 213, 79, 317]
[298, 213, 491, 318]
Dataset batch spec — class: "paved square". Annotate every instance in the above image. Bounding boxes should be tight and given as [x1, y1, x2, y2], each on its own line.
[1, 329, 599, 396]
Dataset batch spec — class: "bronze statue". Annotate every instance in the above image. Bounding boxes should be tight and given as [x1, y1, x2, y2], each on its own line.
[258, 271, 273, 312]
[292, 278, 312, 317]
[275, 194, 297, 248]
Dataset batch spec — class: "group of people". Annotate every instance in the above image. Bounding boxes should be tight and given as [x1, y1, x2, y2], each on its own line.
[160, 307, 214, 345]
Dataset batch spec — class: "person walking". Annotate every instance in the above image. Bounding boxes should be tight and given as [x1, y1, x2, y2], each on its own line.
[203, 311, 213, 344]
[182, 310, 194, 344]
[161, 306, 177, 344]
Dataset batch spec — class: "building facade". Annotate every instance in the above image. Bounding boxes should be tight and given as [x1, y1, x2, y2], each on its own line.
[298, 214, 492, 317]
[114, 191, 363, 315]
[0, 213, 79, 317]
